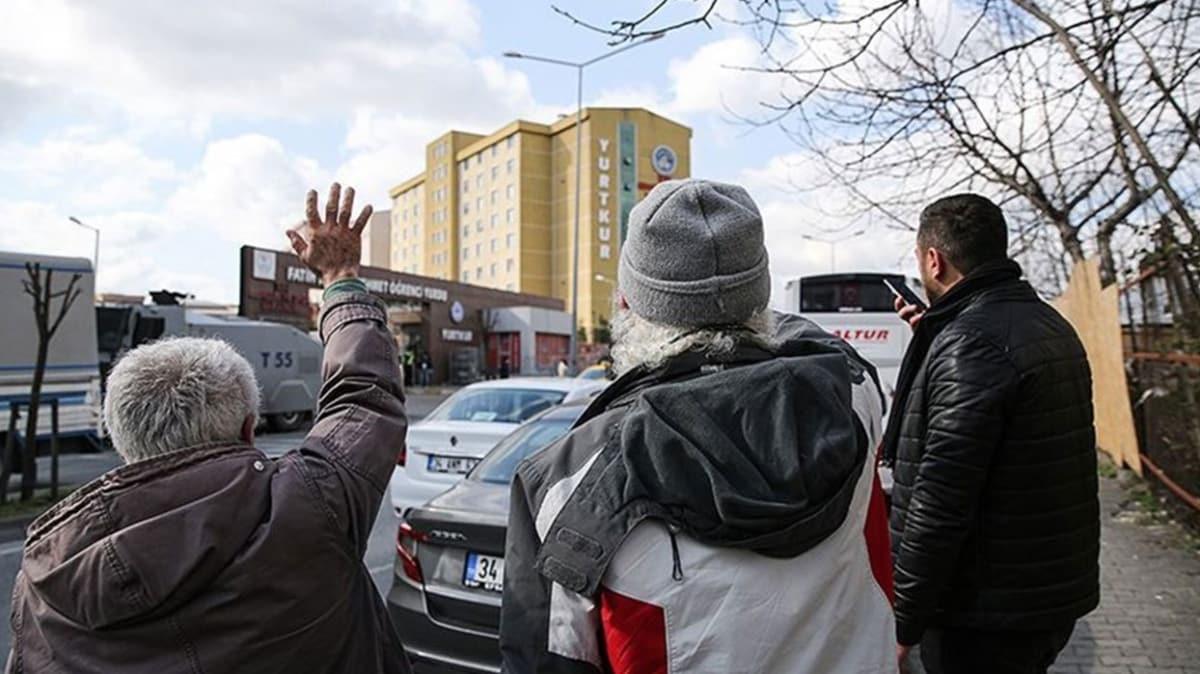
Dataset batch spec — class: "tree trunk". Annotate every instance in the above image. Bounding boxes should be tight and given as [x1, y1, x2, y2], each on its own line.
[21, 341, 46, 502]
[1097, 230, 1118, 287]
[1056, 223, 1086, 270]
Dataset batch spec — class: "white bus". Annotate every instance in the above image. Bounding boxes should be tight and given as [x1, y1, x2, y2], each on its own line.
[0, 252, 102, 452]
[783, 272, 926, 401]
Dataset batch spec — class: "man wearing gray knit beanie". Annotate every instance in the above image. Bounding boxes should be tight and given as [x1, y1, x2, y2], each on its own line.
[501, 179, 896, 674]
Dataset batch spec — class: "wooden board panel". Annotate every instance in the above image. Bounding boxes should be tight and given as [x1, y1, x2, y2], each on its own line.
[1053, 258, 1142, 475]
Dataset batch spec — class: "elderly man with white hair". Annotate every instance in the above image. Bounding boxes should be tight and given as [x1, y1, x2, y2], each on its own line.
[7, 184, 412, 673]
[500, 179, 897, 674]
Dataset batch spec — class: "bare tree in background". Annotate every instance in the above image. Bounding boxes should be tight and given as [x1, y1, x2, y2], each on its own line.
[565, 0, 1199, 294]
[11, 263, 82, 502]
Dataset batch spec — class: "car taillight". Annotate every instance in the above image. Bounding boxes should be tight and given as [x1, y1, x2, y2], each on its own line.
[397, 445, 408, 467]
[397, 521, 425, 584]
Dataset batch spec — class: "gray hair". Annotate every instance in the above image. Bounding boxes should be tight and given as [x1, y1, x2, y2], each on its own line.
[610, 307, 776, 376]
[104, 337, 260, 463]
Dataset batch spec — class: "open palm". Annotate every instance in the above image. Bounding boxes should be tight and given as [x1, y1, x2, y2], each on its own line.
[287, 182, 373, 285]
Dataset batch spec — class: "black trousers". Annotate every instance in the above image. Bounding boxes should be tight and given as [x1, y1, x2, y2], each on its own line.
[920, 623, 1076, 674]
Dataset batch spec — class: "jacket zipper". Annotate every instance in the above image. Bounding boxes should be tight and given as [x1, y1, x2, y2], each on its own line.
[667, 524, 684, 581]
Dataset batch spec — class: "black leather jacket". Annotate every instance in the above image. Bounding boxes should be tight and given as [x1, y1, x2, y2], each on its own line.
[886, 263, 1099, 645]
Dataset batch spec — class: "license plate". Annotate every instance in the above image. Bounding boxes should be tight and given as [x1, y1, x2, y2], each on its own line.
[463, 552, 504, 592]
[427, 455, 479, 474]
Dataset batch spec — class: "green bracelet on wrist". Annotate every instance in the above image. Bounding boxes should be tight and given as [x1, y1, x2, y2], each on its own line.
[323, 277, 367, 302]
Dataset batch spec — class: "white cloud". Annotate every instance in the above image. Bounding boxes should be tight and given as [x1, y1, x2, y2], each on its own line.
[0, 129, 330, 302]
[667, 37, 783, 118]
[0, 0, 533, 132]
[3, 0, 934, 308]
[738, 150, 920, 308]
[0, 130, 178, 211]
[0, 201, 170, 294]
[166, 134, 326, 249]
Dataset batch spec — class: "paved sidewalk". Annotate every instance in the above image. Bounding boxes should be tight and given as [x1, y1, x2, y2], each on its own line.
[1049, 473, 1200, 673]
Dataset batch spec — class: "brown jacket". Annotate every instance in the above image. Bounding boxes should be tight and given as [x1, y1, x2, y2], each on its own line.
[6, 292, 411, 673]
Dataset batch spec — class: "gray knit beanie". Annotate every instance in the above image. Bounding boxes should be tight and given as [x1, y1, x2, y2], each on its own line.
[618, 179, 770, 328]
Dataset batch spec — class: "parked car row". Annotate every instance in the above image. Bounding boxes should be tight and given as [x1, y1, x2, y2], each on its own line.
[386, 377, 605, 672]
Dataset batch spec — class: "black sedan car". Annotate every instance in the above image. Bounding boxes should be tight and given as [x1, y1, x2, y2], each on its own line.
[387, 401, 586, 673]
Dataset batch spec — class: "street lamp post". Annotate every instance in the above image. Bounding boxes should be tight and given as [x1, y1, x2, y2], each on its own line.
[801, 229, 867, 273]
[68, 216, 100, 281]
[504, 32, 664, 374]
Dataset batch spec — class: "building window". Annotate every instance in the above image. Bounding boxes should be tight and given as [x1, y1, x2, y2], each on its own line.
[491, 238, 497, 253]
[462, 180, 469, 194]
[490, 190, 497, 205]
[507, 158, 515, 174]
[476, 197, 483, 211]
[490, 263, 497, 277]
[506, 208, 514, 224]
[480, 219, 487, 232]
[475, 243, 481, 257]
[476, 266, 483, 280]
[491, 166, 499, 181]
[462, 246, 469, 260]
[506, 233, 515, 248]
[462, 202, 469, 215]
[463, 225, 470, 238]
[475, 153, 483, 166]
[460, 160, 469, 173]
[507, 258, 515, 273]
[476, 175, 483, 189]
[506, 184, 515, 200]
[491, 145, 498, 158]
[506, 135, 515, 150]
[506, 283, 514, 291]
[462, 272, 469, 282]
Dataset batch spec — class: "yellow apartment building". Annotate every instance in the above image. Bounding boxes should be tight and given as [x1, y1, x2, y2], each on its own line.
[386, 107, 691, 338]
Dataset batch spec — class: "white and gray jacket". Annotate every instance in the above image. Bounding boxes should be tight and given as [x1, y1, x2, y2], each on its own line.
[500, 313, 896, 673]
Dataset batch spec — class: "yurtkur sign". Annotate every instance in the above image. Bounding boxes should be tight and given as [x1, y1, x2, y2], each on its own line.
[596, 137, 613, 261]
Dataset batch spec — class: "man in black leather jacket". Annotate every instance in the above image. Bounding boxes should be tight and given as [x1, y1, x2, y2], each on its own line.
[885, 194, 1099, 674]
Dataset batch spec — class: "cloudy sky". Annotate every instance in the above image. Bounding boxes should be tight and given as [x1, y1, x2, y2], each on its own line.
[0, 0, 918, 305]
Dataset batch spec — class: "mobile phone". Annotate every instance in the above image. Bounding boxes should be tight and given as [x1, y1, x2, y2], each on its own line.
[883, 278, 928, 312]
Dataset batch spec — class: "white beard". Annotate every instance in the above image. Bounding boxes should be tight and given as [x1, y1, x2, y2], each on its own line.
[609, 307, 776, 376]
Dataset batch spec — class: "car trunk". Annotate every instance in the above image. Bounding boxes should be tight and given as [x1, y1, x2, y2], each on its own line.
[406, 483, 509, 637]
[404, 421, 519, 489]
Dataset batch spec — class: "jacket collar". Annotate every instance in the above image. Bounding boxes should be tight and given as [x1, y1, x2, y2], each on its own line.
[919, 259, 1026, 329]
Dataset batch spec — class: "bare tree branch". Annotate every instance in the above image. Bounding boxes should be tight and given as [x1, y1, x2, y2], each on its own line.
[551, 0, 720, 45]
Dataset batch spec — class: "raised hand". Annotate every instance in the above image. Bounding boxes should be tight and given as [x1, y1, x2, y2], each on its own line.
[286, 182, 373, 285]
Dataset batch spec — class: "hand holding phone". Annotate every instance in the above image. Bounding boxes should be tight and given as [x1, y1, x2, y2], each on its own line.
[885, 279, 927, 329]
[883, 279, 928, 312]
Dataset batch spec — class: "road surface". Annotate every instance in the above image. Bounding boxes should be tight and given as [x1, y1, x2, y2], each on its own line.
[0, 391, 447, 658]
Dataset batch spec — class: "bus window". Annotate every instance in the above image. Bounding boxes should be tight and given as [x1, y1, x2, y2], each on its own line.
[799, 274, 911, 313]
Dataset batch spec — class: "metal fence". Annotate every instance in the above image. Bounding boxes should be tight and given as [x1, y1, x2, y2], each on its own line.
[1121, 260, 1200, 524]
